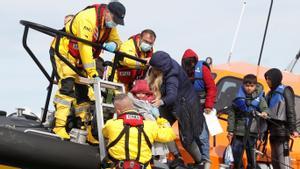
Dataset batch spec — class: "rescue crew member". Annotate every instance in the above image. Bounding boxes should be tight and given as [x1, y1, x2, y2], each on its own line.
[181, 49, 217, 168]
[103, 94, 176, 169]
[115, 29, 156, 90]
[51, 2, 125, 140]
[264, 68, 299, 169]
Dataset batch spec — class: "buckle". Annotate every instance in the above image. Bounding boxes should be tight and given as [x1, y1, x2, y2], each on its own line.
[118, 161, 124, 168]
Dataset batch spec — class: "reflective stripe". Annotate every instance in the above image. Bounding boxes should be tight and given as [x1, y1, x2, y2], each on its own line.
[75, 105, 90, 114]
[83, 62, 95, 69]
[53, 97, 72, 107]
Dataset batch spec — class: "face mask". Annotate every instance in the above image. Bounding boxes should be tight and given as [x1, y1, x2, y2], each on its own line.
[140, 42, 152, 52]
[105, 20, 117, 28]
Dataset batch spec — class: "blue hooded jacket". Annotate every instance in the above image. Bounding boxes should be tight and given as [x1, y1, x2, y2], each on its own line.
[150, 51, 204, 147]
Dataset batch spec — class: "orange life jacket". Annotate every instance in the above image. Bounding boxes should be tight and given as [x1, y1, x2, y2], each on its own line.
[68, 4, 111, 66]
[117, 34, 153, 86]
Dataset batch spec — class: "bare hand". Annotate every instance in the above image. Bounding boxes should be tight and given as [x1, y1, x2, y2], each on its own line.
[143, 58, 151, 65]
[227, 133, 233, 143]
[291, 131, 299, 138]
[152, 99, 163, 107]
[257, 112, 269, 119]
[204, 108, 212, 114]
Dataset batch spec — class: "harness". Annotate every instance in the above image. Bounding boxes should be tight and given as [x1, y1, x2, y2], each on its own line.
[117, 34, 153, 85]
[68, 4, 112, 67]
[107, 112, 152, 169]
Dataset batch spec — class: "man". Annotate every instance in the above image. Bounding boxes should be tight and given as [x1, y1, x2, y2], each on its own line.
[149, 51, 207, 168]
[181, 49, 217, 168]
[103, 94, 176, 169]
[115, 29, 156, 90]
[264, 68, 299, 169]
[227, 74, 269, 169]
[51, 2, 125, 140]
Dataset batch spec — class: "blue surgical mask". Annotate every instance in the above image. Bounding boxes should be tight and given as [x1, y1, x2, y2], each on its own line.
[140, 42, 152, 52]
[105, 20, 117, 28]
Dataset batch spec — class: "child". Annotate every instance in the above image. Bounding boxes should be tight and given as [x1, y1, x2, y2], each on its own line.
[128, 80, 169, 165]
[227, 74, 269, 169]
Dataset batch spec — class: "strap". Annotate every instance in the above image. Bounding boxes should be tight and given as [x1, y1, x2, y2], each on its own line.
[125, 125, 130, 160]
[107, 125, 128, 149]
[142, 129, 152, 149]
[136, 126, 142, 161]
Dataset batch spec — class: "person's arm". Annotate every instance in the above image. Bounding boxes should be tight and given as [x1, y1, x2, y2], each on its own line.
[283, 87, 297, 133]
[102, 119, 113, 138]
[202, 66, 217, 109]
[118, 39, 145, 69]
[161, 76, 179, 106]
[107, 27, 122, 50]
[153, 118, 176, 142]
[76, 18, 98, 78]
[227, 106, 236, 142]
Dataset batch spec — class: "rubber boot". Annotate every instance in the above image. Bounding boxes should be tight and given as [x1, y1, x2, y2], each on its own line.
[53, 101, 71, 140]
[53, 118, 70, 140]
[87, 125, 99, 144]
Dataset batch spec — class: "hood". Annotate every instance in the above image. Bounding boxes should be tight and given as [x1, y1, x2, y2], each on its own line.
[149, 51, 173, 75]
[264, 68, 282, 90]
[181, 49, 199, 61]
[130, 80, 153, 95]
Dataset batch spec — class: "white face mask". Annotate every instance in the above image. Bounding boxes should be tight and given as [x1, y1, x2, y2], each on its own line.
[140, 42, 152, 52]
[105, 20, 117, 28]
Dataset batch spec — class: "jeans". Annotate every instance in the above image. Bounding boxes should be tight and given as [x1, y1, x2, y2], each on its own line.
[231, 135, 257, 169]
[196, 121, 210, 161]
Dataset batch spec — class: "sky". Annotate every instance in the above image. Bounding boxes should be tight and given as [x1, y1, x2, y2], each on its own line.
[0, 0, 300, 116]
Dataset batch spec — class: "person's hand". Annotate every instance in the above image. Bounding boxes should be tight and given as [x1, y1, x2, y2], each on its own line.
[227, 132, 233, 143]
[151, 99, 164, 107]
[291, 131, 299, 138]
[103, 42, 117, 52]
[257, 112, 269, 119]
[143, 57, 151, 65]
[204, 108, 212, 114]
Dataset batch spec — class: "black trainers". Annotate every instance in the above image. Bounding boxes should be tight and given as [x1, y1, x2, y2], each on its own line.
[169, 156, 187, 169]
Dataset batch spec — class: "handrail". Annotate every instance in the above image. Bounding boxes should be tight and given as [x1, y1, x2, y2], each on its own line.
[19, 20, 147, 123]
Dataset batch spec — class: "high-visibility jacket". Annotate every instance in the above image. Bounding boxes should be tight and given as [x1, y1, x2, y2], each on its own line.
[54, 4, 122, 78]
[116, 34, 153, 85]
[102, 111, 175, 165]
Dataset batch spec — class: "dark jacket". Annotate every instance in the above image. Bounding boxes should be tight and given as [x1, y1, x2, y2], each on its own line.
[149, 51, 204, 148]
[227, 86, 269, 137]
[265, 68, 297, 139]
[181, 49, 217, 109]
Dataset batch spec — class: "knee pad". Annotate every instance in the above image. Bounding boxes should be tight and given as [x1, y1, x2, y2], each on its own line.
[60, 77, 76, 98]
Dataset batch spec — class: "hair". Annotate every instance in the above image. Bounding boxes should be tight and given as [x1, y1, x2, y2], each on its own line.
[113, 94, 134, 114]
[243, 74, 257, 84]
[141, 29, 156, 39]
[146, 67, 163, 100]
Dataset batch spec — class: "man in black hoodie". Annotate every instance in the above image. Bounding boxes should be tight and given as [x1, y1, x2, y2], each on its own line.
[264, 68, 299, 169]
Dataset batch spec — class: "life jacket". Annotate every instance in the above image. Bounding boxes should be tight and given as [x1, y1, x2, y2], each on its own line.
[232, 87, 267, 134]
[266, 84, 287, 121]
[68, 4, 112, 67]
[232, 86, 263, 114]
[107, 112, 152, 167]
[193, 61, 210, 100]
[117, 34, 153, 86]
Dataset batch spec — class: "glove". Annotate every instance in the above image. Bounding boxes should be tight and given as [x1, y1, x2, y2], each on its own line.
[150, 107, 160, 118]
[156, 117, 171, 127]
[103, 42, 117, 52]
[93, 76, 101, 82]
